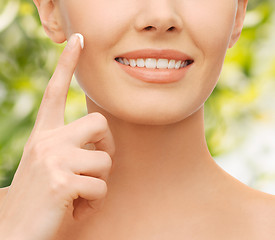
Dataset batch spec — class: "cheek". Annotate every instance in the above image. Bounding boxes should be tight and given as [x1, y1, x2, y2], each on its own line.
[181, 1, 237, 107]
[60, 1, 137, 49]
[184, 1, 236, 59]
[60, 1, 141, 99]
[59, 1, 137, 92]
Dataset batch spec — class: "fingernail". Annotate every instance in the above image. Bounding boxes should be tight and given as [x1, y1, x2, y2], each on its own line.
[75, 33, 84, 49]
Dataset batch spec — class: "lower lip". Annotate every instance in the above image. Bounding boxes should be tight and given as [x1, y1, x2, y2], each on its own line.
[115, 61, 193, 84]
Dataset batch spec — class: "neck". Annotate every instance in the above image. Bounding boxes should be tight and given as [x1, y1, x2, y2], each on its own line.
[86, 99, 222, 203]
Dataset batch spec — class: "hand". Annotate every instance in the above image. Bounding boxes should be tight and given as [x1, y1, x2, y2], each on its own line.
[0, 33, 115, 240]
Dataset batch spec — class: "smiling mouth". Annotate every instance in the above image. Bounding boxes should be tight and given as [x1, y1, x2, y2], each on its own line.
[114, 49, 194, 83]
[115, 57, 194, 70]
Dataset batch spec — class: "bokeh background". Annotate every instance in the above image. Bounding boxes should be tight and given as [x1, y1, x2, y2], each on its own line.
[0, 0, 275, 194]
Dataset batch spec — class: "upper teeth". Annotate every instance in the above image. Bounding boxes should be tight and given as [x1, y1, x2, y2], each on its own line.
[116, 58, 190, 69]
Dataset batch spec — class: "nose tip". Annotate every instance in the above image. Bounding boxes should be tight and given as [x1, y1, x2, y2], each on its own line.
[134, 2, 183, 34]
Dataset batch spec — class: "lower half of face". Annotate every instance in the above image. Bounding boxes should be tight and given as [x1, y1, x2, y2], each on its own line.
[61, 0, 237, 125]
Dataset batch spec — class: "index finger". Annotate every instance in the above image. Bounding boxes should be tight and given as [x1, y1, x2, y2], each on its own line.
[34, 33, 84, 131]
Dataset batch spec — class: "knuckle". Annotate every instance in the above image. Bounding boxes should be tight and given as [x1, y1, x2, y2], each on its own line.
[49, 173, 70, 196]
[23, 133, 64, 168]
[94, 179, 108, 198]
[89, 112, 108, 131]
[101, 152, 112, 171]
[90, 112, 106, 121]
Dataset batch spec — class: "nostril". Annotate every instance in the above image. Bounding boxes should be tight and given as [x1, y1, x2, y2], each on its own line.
[144, 26, 154, 31]
[167, 26, 176, 31]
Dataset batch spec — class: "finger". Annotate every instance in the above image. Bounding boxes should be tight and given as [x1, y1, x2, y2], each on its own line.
[71, 175, 107, 220]
[74, 176, 107, 219]
[34, 33, 84, 131]
[68, 149, 112, 181]
[63, 112, 116, 157]
[74, 175, 107, 202]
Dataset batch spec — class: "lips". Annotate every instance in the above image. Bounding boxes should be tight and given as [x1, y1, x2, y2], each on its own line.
[115, 49, 193, 61]
[114, 49, 194, 83]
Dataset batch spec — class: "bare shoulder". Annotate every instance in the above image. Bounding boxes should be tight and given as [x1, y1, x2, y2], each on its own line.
[218, 170, 275, 239]
[244, 189, 275, 239]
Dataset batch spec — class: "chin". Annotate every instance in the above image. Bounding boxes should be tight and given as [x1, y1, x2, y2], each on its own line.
[104, 102, 202, 126]
[85, 88, 205, 126]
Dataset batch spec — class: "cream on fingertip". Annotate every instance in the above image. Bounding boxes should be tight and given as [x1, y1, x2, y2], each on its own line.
[75, 33, 84, 49]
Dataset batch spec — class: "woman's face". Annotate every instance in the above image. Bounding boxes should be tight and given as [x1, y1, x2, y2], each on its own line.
[56, 0, 240, 125]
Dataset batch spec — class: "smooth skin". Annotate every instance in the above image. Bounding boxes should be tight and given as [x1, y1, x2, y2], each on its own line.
[0, 35, 115, 240]
[1, 0, 275, 239]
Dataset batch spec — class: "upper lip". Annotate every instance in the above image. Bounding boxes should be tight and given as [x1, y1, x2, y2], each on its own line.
[115, 49, 193, 61]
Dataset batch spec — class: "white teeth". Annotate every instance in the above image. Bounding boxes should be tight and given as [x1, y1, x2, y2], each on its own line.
[181, 61, 189, 68]
[157, 59, 169, 69]
[175, 60, 181, 69]
[129, 59, 137, 67]
[137, 59, 145, 67]
[123, 58, 130, 65]
[145, 58, 157, 69]
[168, 60, 176, 69]
[117, 58, 191, 69]
[118, 58, 124, 64]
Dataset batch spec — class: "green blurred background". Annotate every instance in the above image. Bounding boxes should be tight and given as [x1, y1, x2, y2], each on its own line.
[0, 0, 275, 193]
